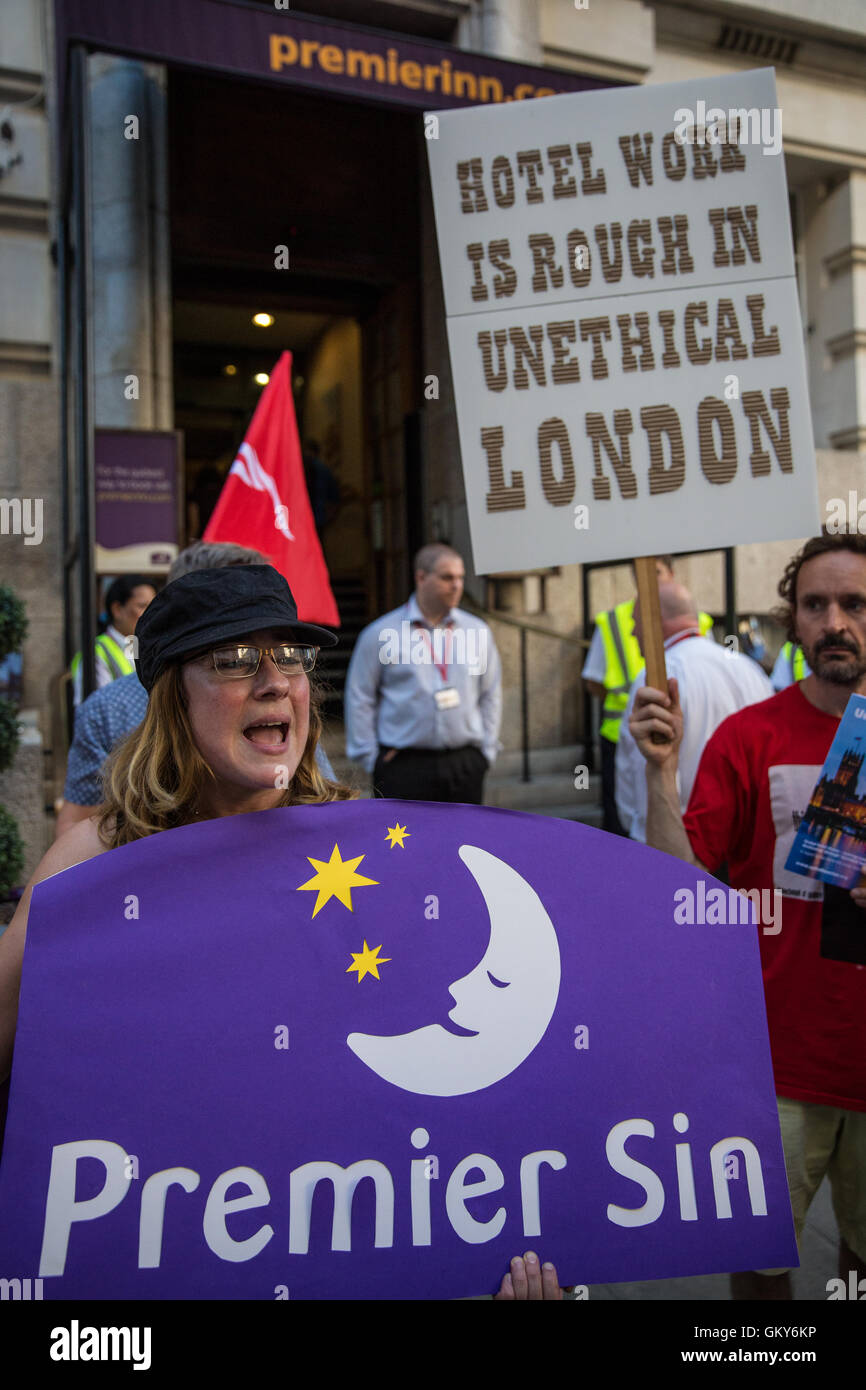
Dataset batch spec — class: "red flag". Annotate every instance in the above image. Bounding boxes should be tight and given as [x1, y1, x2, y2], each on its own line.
[203, 351, 339, 626]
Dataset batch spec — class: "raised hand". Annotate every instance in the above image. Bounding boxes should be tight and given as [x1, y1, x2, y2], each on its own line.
[494, 1251, 563, 1300]
[629, 676, 683, 768]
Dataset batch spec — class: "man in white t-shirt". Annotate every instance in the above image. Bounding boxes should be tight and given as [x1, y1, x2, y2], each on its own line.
[616, 583, 772, 841]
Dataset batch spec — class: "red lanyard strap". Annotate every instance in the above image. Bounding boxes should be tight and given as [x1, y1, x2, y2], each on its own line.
[664, 629, 702, 651]
[412, 622, 454, 683]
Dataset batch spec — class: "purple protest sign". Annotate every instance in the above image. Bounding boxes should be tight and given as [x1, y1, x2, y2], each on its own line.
[0, 802, 796, 1299]
[94, 430, 182, 572]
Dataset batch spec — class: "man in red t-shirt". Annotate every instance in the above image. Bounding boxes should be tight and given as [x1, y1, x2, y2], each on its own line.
[630, 534, 866, 1301]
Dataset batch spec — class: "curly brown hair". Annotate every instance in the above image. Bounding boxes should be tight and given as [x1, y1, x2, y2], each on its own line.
[97, 664, 354, 849]
[774, 531, 866, 643]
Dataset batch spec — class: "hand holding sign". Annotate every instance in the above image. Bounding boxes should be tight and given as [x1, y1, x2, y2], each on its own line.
[630, 677, 683, 764]
[633, 554, 671, 744]
[494, 1252, 563, 1300]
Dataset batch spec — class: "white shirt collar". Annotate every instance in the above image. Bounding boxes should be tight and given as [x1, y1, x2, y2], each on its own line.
[407, 593, 458, 627]
[663, 627, 702, 649]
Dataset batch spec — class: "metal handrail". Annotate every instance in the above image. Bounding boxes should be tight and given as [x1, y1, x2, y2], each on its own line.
[460, 594, 591, 648]
[461, 594, 590, 785]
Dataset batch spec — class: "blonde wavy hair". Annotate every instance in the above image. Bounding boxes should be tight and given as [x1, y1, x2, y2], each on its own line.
[97, 663, 355, 849]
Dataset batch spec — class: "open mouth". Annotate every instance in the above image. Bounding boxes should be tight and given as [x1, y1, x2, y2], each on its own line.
[243, 721, 289, 748]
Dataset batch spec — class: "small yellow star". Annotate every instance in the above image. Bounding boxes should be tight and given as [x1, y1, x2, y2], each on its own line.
[296, 843, 379, 918]
[385, 823, 410, 849]
[347, 940, 391, 982]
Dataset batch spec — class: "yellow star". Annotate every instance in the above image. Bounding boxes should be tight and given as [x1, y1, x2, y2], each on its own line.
[385, 823, 410, 848]
[347, 940, 391, 982]
[296, 843, 379, 918]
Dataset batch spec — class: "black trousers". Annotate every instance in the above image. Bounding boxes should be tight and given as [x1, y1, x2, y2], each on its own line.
[600, 734, 627, 837]
[373, 745, 488, 804]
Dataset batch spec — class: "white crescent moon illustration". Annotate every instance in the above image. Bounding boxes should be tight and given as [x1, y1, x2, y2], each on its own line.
[346, 845, 561, 1096]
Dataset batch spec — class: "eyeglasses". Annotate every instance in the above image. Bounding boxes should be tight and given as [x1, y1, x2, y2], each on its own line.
[204, 644, 318, 678]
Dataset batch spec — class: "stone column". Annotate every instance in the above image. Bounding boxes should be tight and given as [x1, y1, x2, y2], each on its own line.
[821, 171, 866, 452]
[88, 55, 172, 429]
[479, 0, 542, 63]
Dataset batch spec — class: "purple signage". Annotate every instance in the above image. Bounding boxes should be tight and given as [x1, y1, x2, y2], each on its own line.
[94, 430, 180, 571]
[54, 0, 610, 114]
[0, 802, 796, 1299]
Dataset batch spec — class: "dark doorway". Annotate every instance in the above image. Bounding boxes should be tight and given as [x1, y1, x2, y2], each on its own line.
[168, 69, 423, 619]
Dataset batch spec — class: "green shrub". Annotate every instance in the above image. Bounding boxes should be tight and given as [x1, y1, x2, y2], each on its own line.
[0, 585, 27, 663]
[0, 802, 24, 899]
[0, 697, 20, 773]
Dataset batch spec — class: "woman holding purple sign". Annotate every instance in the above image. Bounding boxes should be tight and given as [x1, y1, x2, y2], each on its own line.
[0, 564, 562, 1300]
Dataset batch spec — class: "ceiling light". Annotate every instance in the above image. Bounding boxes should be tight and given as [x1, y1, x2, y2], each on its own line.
[254, 372, 270, 386]
[223, 363, 237, 376]
[252, 313, 274, 327]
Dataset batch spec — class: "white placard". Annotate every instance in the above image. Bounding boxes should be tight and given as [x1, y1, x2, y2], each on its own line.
[426, 68, 821, 572]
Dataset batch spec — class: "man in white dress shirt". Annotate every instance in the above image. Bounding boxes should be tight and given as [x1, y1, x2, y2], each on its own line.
[345, 543, 502, 803]
[616, 583, 773, 841]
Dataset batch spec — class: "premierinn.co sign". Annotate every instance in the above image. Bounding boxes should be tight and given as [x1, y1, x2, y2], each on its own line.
[54, 0, 608, 114]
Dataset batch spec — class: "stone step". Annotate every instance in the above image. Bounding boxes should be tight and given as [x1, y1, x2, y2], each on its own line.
[535, 802, 605, 827]
[322, 741, 593, 778]
[485, 772, 599, 811]
[325, 746, 593, 778]
[323, 758, 603, 827]
[488, 743, 589, 780]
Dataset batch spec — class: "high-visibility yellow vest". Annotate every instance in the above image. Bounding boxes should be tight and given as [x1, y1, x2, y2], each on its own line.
[596, 604, 715, 742]
[597, 600, 645, 743]
[779, 640, 807, 683]
[71, 632, 135, 686]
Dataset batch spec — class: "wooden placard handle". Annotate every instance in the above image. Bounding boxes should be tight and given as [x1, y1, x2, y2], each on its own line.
[633, 555, 669, 744]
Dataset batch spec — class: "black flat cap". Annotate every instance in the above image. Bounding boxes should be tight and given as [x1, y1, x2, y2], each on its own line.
[134, 565, 338, 692]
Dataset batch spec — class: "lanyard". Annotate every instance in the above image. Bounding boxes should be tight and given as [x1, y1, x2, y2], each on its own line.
[412, 623, 454, 683]
[407, 604, 454, 683]
[664, 629, 702, 651]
